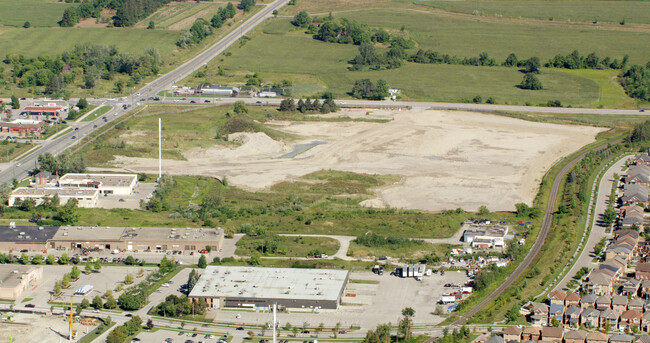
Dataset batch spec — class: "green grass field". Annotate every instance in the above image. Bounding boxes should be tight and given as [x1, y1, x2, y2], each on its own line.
[138, 2, 223, 29]
[0, 0, 75, 27]
[348, 240, 437, 259]
[341, 9, 650, 64]
[81, 105, 293, 166]
[195, 21, 602, 105]
[0, 27, 180, 58]
[401, 0, 650, 24]
[235, 235, 340, 257]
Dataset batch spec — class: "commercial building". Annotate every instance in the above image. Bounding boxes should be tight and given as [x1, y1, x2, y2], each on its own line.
[57, 173, 138, 195]
[189, 266, 350, 310]
[0, 265, 43, 301]
[0, 120, 45, 136]
[8, 187, 99, 208]
[21, 105, 68, 121]
[462, 222, 509, 248]
[0, 224, 59, 251]
[199, 85, 239, 96]
[50, 226, 224, 252]
[0, 225, 223, 253]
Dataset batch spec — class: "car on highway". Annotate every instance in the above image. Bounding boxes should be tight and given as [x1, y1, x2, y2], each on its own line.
[190, 100, 196, 103]
[256, 101, 262, 104]
[180, 98, 187, 101]
[71, 136, 76, 139]
[74, 127, 78, 130]
[204, 99, 210, 103]
[15, 163, 21, 167]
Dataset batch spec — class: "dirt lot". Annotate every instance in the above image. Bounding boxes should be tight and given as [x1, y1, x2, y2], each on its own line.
[0, 313, 97, 343]
[112, 109, 603, 211]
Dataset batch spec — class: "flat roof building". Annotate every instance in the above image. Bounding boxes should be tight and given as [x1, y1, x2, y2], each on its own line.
[8, 187, 99, 208]
[189, 266, 350, 310]
[0, 224, 59, 251]
[0, 265, 43, 301]
[58, 173, 138, 195]
[51, 226, 224, 252]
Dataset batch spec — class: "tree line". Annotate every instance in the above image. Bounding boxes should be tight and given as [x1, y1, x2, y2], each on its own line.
[279, 97, 339, 114]
[59, 0, 170, 27]
[177, 3, 238, 48]
[4, 44, 161, 96]
[619, 62, 650, 102]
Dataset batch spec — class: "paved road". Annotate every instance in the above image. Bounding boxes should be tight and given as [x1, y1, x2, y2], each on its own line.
[450, 139, 621, 326]
[553, 155, 630, 291]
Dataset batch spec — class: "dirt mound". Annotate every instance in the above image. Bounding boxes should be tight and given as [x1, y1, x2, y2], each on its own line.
[184, 132, 286, 160]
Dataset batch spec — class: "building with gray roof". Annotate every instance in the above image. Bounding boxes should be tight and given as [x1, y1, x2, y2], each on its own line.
[189, 266, 350, 310]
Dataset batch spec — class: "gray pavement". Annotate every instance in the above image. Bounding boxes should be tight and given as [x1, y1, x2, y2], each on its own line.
[553, 155, 631, 291]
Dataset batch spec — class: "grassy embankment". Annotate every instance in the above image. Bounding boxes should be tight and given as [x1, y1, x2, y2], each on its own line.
[235, 235, 341, 257]
[184, 1, 650, 107]
[0, 142, 35, 163]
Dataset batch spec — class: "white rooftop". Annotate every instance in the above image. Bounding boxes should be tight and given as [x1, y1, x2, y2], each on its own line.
[189, 266, 349, 302]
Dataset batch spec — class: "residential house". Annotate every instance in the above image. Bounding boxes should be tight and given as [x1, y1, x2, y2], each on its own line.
[549, 304, 565, 323]
[502, 326, 521, 343]
[600, 308, 620, 330]
[564, 306, 581, 327]
[596, 295, 612, 311]
[641, 280, 650, 298]
[633, 153, 650, 166]
[540, 326, 563, 342]
[584, 272, 615, 295]
[613, 295, 629, 312]
[629, 298, 645, 312]
[564, 329, 588, 343]
[565, 292, 581, 307]
[549, 290, 567, 305]
[581, 294, 597, 309]
[529, 303, 549, 326]
[600, 261, 624, 280]
[643, 312, 650, 332]
[585, 331, 609, 343]
[638, 264, 650, 281]
[623, 278, 642, 297]
[607, 244, 635, 264]
[580, 308, 600, 328]
[32, 171, 59, 186]
[621, 310, 643, 331]
[625, 166, 650, 186]
[522, 327, 541, 341]
[635, 334, 650, 343]
[622, 185, 649, 207]
[610, 333, 634, 343]
[622, 208, 645, 229]
[486, 335, 504, 343]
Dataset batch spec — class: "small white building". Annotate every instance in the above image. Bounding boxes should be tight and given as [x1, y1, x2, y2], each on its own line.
[258, 91, 277, 98]
[57, 173, 138, 195]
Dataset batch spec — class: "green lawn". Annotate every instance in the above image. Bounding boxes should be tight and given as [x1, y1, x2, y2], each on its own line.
[235, 235, 341, 257]
[558, 69, 636, 108]
[81, 105, 113, 122]
[196, 20, 602, 105]
[0, 0, 75, 27]
[401, 0, 650, 24]
[348, 240, 438, 259]
[0, 27, 180, 58]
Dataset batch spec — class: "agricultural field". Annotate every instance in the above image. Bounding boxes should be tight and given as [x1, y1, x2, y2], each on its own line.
[136, 2, 224, 30]
[0, 0, 75, 27]
[401, 0, 650, 24]
[192, 1, 650, 106]
[0, 27, 180, 58]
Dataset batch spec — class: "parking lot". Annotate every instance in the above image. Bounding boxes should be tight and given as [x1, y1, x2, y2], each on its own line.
[134, 328, 228, 343]
[212, 270, 469, 331]
[16, 265, 156, 308]
[96, 182, 157, 209]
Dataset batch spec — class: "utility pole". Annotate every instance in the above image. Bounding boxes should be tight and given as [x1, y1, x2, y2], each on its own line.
[158, 117, 162, 181]
[272, 303, 277, 343]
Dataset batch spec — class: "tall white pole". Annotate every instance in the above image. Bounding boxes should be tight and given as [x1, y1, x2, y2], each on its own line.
[273, 303, 277, 343]
[158, 117, 162, 180]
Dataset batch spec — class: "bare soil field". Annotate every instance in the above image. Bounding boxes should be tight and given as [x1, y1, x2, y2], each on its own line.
[111, 109, 603, 212]
[0, 313, 97, 343]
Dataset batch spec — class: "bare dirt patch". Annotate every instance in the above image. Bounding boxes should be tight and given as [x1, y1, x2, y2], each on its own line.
[75, 8, 114, 28]
[111, 110, 603, 212]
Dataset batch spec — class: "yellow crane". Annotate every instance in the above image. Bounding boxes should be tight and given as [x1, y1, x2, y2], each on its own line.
[69, 294, 74, 341]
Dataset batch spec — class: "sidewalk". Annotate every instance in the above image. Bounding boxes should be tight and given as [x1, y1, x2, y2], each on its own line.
[553, 155, 631, 291]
